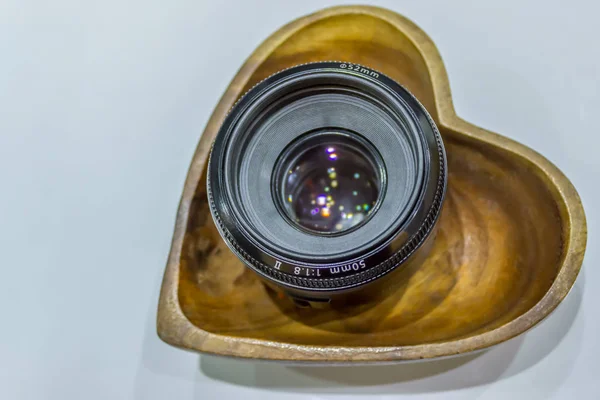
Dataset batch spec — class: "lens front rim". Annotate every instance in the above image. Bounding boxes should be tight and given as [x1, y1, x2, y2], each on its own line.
[207, 61, 447, 293]
[229, 80, 424, 260]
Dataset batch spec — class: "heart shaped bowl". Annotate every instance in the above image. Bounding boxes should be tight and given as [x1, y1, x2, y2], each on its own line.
[157, 5, 586, 362]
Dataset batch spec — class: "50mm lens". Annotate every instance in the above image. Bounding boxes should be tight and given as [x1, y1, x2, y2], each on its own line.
[208, 62, 446, 305]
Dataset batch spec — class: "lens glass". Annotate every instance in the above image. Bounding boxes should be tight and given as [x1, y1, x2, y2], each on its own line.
[276, 133, 382, 234]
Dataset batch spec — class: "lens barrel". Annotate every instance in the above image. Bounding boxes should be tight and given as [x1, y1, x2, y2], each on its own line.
[208, 62, 446, 305]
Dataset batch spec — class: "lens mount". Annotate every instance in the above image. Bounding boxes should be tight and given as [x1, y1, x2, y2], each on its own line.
[208, 61, 446, 295]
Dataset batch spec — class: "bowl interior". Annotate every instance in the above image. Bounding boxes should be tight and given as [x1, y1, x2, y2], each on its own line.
[176, 13, 563, 347]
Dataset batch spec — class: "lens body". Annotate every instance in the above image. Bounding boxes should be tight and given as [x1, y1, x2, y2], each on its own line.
[208, 62, 446, 306]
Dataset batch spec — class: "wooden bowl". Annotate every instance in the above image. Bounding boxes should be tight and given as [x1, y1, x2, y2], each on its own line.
[157, 5, 586, 362]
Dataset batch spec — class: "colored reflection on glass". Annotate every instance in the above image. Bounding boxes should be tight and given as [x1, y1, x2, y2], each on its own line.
[282, 142, 380, 234]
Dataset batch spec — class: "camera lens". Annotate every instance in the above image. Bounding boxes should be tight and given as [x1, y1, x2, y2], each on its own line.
[208, 62, 446, 305]
[274, 131, 385, 235]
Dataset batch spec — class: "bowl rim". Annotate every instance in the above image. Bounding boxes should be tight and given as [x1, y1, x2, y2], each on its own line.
[156, 5, 587, 362]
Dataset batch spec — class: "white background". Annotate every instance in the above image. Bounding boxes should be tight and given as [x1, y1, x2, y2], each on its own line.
[1, 1, 598, 399]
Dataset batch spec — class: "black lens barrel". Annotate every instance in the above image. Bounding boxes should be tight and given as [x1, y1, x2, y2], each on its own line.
[208, 62, 446, 302]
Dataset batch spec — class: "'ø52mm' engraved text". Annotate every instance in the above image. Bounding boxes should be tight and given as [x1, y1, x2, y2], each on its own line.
[339, 63, 380, 78]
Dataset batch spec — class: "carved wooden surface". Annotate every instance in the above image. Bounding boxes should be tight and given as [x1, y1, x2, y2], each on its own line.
[157, 5, 586, 361]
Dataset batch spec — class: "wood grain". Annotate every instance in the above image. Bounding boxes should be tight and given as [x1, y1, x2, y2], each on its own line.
[157, 5, 586, 361]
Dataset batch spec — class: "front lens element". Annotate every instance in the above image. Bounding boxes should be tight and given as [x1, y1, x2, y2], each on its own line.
[276, 132, 383, 235]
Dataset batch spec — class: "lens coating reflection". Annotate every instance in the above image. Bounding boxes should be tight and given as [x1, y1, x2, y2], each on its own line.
[280, 134, 381, 234]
